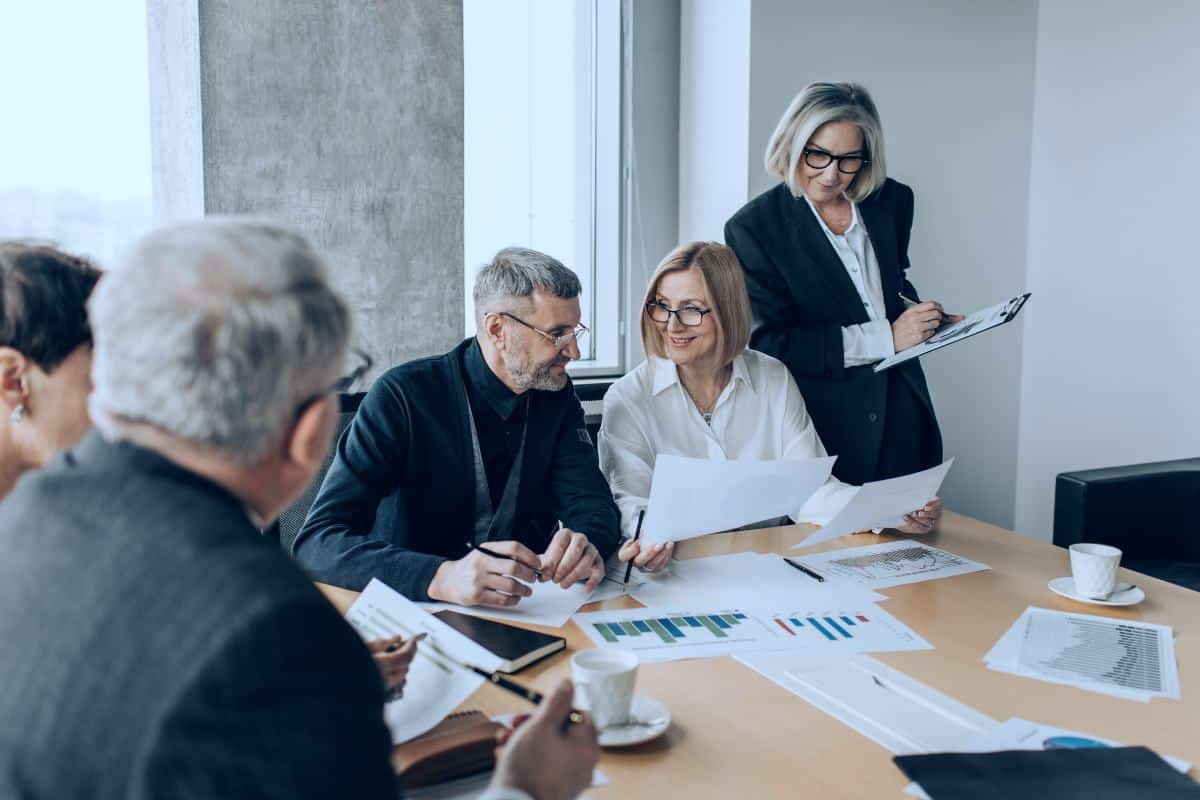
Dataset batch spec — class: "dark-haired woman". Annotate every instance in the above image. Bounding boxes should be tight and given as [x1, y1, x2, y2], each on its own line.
[0, 242, 101, 500]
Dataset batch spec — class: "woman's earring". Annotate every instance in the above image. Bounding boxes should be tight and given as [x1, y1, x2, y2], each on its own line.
[10, 404, 24, 423]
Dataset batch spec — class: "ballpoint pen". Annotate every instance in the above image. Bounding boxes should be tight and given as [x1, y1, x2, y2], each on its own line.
[469, 542, 543, 580]
[622, 509, 646, 587]
[783, 557, 825, 583]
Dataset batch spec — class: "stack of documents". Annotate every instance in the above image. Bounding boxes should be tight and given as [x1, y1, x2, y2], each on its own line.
[791, 540, 989, 590]
[985, 607, 1181, 702]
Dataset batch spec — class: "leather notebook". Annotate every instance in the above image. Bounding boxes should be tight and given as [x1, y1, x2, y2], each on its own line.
[392, 710, 503, 789]
[433, 609, 565, 673]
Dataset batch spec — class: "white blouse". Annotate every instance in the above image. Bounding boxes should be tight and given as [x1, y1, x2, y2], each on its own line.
[598, 349, 857, 538]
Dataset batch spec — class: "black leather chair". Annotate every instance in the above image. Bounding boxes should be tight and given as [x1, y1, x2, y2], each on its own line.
[1053, 457, 1200, 592]
[263, 392, 364, 552]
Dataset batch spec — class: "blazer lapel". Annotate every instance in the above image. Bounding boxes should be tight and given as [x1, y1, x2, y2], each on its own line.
[447, 342, 477, 546]
[859, 200, 905, 321]
[783, 191, 874, 324]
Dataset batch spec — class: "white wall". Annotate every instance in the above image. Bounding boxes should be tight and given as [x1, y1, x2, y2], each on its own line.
[745, 0, 1039, 528]
[678, 0, 751, 243]
[1014, 0, 1200, 540]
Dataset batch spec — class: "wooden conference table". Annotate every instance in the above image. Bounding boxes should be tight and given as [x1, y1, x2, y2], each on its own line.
[318, 512, 1200, 798]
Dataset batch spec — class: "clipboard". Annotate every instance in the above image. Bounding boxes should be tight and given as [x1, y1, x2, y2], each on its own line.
[874, 292, 1031, 373]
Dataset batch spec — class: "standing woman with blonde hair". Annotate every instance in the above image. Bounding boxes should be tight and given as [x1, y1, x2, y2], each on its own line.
[599, 241, 939, 573]
[0, 243, 100, 500]
[725, 82, 958, 515]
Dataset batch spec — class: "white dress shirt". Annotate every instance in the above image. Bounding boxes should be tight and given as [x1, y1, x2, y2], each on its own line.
[801, 193, 895, 367]
[598, 349, 857, 538]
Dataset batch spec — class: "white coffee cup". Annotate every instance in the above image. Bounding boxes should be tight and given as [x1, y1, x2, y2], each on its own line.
[1069, 543, 1122, 599]
[571, 649, 638, 729]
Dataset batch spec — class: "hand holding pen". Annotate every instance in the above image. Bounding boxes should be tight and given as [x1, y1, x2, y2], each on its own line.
[894, 293, 964, 351]
[618, 508, 673, 575]
[426, 540, 544, 608]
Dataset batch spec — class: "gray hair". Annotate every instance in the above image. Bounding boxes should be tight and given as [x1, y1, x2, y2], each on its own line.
[88, 218, 352, 463]
[764, 82, 888, 203]
[472, 247, 582, 324]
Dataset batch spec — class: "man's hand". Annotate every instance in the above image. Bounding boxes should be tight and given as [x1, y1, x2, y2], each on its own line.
[489, 680, 599, 800]
[892, 301, 963, 351]
[426, 541, 542, 607]
[367, 633, 424, 700]
[618, 539, 674, 573]
[540, 528, 604, 591]
[896, 496, 943, 534]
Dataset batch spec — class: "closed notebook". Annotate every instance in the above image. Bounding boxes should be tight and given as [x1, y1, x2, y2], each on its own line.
[894, 746, 1200, 799]
[433, 609, 565, 673]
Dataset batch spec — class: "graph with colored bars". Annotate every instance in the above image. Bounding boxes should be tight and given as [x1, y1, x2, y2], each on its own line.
[771, 613, 871, 641]
[592, 612, 751, 644]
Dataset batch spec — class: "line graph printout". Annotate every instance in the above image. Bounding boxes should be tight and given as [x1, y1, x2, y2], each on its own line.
[795, 540, 990, 590]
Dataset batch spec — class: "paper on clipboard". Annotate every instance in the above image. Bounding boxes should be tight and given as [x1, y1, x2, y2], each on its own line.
[874, 293, 1030, 372]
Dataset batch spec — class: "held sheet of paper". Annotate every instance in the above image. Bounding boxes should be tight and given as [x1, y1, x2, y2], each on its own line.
[346, 578, 503, 743]
[641, 454, 835, 546]
[793, 459, 954, 550]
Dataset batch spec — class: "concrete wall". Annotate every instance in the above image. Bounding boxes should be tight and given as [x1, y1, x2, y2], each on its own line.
[197, 0, 464, 373]
[745, 0, 1039, 529]
[1013, 0, 1200, 539]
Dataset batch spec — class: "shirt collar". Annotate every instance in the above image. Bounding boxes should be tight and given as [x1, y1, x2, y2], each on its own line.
[801, 192, 863, 238]
[649, 353, 756, 397]
[465, 338, 523, 420]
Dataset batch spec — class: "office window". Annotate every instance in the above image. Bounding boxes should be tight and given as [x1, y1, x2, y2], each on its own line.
[0, 1, 153, 268]
[463, 0, 622, 375]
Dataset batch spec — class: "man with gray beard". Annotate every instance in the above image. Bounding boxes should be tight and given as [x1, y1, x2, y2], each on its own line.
[294, 247, 619, 607]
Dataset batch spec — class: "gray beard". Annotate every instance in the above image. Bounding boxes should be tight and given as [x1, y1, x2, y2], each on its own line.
[505, 351, 569, 392]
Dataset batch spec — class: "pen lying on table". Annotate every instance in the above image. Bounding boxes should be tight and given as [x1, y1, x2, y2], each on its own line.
[783, 557, 825, 583]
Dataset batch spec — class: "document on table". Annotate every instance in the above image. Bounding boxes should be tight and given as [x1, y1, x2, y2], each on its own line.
[874, 293, 1030, 372]
[984, 607, 1181, 702]
[791, 540, 989, 590]
[640, 454, 835, 546]
[345, 579, 503, 744]
[422, 579, 596, 629]
[792, 459, 954, 549]
[575, 601, 928, 663]
[629, 551, 885, 611]
[902, 717, 1192, 799]
[735, 653, 996, 755]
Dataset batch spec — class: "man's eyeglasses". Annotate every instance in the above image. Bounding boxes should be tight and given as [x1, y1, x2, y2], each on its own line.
[500, 312, 588, 350]
[803, 147, 869, 175]
[645, 301, 712, 327]
[296, 347, 373, 415]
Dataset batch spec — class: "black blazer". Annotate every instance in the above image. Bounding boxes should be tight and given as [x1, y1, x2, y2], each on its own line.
[293, 338, 620, 598]
[0, 433, 396, 799]
[724, 178, 942, 484]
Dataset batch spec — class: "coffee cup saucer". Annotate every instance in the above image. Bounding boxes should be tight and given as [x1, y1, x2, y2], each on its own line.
[597, 695, 670, 747]
[1048, 576, 1145, 607]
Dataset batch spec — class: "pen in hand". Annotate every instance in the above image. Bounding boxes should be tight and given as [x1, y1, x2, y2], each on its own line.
[469, 542, 543, 581]
[622, 509, 646, 587]
[899, 293, 960, 329]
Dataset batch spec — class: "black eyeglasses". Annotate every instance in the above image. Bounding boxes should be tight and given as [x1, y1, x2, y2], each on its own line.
[803, 147, 869, 174]
[645, 301, 713, 327]
[296, 347, 373, 416]
[499, 312, 588, 350]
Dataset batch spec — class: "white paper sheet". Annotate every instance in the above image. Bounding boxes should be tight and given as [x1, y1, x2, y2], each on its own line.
[984, 607, 1181, 702]
[628, 551, 885, 611]
[587, 552, 648, 603]
[640, 454, 835, 545]
[423, 579, 596, 629]
[345, 579, 503, 744]
[792, 459, 954, 549]
[791, 540, 989, 589]
[902, 717, 1192, 799]
[735, 653, 996, 755]
[575, 601, 929, 663]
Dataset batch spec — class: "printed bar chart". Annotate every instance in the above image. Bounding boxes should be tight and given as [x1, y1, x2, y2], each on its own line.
[592, 613, 749, 645]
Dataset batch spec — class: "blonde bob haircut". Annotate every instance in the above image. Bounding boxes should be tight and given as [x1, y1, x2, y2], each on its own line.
[764, 81, 887, 203]
[641, 241, 751, 369]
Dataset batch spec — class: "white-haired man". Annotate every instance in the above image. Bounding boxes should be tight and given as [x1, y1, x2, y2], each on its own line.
[0, 221, 598, 800]
[294, 247, 620, 607]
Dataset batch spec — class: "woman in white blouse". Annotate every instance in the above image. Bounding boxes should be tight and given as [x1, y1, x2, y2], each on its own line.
[599, 241, 942, 572]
